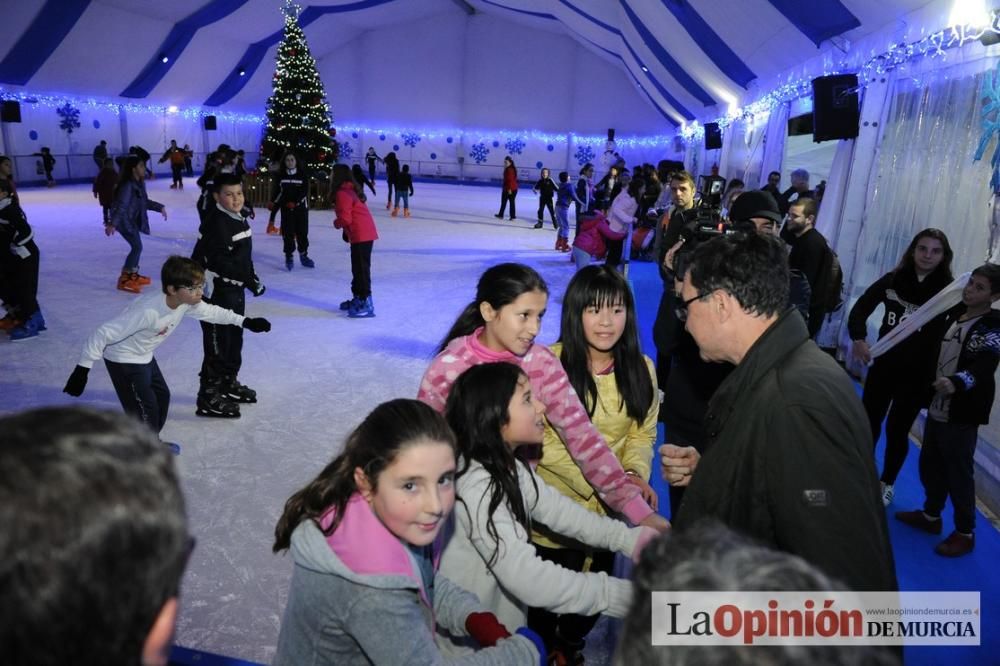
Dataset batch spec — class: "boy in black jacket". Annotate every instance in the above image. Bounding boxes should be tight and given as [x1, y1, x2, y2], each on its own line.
[896, 263, 1000, 557]
[192, 174, 266, 418]
[0, 178, 44, 340]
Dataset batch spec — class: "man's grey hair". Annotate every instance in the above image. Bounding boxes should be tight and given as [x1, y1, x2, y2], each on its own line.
[791, 168, 810, 182]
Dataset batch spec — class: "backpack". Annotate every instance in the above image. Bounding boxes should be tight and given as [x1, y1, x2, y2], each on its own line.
[822, 247, 844, 313]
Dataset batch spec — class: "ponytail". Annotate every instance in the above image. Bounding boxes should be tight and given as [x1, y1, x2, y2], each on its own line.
[436, 263, 549, 355]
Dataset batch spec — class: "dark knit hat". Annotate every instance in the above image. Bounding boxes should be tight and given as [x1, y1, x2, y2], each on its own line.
[729, 190, 782, 224]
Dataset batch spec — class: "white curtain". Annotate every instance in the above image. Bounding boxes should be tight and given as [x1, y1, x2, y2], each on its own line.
[849, 64, 996, 312]
[814, 138, 855, 246]
[758, 101, 790, 187]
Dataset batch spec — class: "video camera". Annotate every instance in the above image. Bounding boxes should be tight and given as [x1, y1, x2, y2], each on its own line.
[678, 174, 735, 245]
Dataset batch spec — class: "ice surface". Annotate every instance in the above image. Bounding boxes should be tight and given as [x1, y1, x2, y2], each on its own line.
[1, 177, 625, 663]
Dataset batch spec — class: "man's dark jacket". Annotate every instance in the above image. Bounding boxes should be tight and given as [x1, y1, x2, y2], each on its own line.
[674, 309, 898, 592]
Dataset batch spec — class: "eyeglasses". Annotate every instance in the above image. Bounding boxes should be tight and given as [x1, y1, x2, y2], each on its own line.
[181, 283, 205, 293]
[675, 292, 708, 322]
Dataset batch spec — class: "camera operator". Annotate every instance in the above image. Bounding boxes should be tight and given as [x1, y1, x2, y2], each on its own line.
[652, 172, 733, 519]
[651, 172, 697, 392]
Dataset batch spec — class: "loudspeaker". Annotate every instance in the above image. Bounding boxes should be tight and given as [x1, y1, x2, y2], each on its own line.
[203, 115, 217, 131]
[812, 74, 859, 142]
[1, 100, 22, 123]
[607, 128, 616, 141]
[704, 122, 722, 150]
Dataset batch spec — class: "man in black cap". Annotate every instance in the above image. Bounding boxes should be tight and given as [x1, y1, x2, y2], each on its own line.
[729, 190, 812, 325]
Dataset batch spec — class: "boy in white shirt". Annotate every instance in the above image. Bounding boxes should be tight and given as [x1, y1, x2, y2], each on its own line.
[63, 256, 271, 446]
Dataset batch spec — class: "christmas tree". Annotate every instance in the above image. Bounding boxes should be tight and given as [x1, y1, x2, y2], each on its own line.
[260, 1, 337, 174]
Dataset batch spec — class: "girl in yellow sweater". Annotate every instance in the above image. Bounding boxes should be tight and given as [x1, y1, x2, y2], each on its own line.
[528, 264, 660, 662]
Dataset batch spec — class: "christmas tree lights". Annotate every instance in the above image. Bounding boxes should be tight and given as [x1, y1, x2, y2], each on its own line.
[260, 1, 337, 173]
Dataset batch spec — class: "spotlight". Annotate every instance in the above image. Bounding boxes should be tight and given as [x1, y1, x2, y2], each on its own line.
[641, 66, 649, 72]
[239, 69, 246, 77]
[161, 55, 169, 63]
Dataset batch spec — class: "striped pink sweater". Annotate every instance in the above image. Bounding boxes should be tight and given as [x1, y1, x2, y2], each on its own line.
[418, 329, 654, 524]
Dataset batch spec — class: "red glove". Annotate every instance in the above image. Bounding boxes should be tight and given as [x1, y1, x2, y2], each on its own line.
[465, 612, 511, 648]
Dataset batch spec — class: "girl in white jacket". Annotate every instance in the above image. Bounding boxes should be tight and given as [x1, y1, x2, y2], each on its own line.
[438, 362, 657, 656]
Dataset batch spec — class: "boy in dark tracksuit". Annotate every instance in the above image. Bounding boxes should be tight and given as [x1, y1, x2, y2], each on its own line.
[532, 168, 557, 230]
[196, 145, 232, 224]
[0, 179, 44, 340]
[269, 153, 313, 270]
[896, 264, 1000, 557]
[192, 174, 265, 418]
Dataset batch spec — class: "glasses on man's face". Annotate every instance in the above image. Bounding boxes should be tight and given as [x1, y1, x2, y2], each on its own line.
[181, 283, 205, 293]
[675, 292, 707, 322]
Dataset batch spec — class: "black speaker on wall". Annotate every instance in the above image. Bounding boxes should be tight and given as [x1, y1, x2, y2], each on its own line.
[812, 74, 859, 142]
[704, 122, 722, 150]
[1, 100, 22, 123]
[203, 115, 217, 131]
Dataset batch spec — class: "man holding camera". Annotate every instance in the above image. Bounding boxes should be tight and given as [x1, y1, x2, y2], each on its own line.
[660, 232, 896, 592]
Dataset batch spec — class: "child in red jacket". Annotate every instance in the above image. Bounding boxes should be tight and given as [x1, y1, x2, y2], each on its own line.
[332, 164, 379, 318]
[93, 158, 117, 226]
[572, 211, 625, 271]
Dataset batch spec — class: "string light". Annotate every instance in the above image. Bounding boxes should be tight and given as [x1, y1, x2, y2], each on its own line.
[680, 14, 1000, 141]
[0, 87, 264, 124]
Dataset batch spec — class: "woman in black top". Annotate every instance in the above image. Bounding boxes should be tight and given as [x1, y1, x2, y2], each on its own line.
[848, 228, 954, 506]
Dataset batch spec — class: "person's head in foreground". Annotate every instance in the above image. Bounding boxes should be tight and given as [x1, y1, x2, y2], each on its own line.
[616, 521, 899, 665]
[0, 406, 190, 666]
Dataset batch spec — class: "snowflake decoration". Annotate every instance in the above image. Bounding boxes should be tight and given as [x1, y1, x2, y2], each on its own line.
[574, 144, 596, 166]
[402, 132, 420, 148]
[470, 142, 490, 164]
[975, 59, 1000, 194]
[56, 102, 81, 134]
[504, 136, 525, 155]
[338, 140, 353, 161]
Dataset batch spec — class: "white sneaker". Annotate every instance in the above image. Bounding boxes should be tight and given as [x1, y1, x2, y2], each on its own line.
[881, 483, 894, 507]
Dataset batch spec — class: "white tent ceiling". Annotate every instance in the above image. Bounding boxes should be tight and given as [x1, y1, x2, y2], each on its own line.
[0, 0, 950, 125]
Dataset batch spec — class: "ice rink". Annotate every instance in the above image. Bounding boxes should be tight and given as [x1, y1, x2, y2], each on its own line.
[2, 176, 637, 663]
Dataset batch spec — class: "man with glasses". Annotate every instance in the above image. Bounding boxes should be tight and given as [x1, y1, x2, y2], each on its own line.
[63, 255, 271, 448]
[0, 406, 192, 666]
[661, 232, 896, 592]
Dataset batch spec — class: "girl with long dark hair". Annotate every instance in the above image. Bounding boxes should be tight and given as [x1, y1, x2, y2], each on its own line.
[418, 262, 668, 533]
[272, 398, 544, 664]
[437, 363, 654, 656]
[528, 265, 658, 660]
[495, 156, 518, 220]
[848, 228, 954, 506]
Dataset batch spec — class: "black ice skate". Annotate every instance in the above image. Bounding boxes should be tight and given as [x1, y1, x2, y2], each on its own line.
[196, 385, 241, 418]
[223, 377, 257, 403]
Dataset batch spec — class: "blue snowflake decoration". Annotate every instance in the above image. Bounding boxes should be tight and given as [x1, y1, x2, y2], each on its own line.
[338, 141, 354, 161]
[975, 59, 1000, 194]
[56, 102, 81, 134]
[446, 136, 453, 143]
[402, 132, 420, 148]
[547, 144, 554, 152]
[504, 137, 525, 155]
[470, 142, 490, 164]
[536, 161, 543, 169]
[574, 144, 596, 166]
[430, 153, 437, 160]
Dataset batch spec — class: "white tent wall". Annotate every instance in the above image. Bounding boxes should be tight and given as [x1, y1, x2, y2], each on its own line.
[312, 9, 672, 180]
[1, 98, 122, 182]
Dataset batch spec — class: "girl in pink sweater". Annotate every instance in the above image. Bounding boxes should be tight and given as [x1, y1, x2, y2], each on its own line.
[417, 263, 668, 533]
